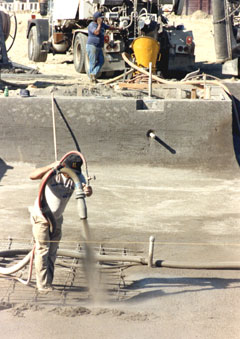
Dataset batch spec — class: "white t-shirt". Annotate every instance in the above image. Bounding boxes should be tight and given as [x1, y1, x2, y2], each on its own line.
[33, 172, 85, 220]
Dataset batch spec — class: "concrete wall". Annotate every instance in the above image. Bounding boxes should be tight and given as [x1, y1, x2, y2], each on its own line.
[0, 94, 238, 170]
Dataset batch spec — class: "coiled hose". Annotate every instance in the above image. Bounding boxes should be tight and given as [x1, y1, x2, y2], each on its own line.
[38, 150, 88, 221]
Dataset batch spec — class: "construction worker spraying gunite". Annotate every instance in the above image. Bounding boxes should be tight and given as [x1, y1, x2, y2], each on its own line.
[29, 152, 93, 293]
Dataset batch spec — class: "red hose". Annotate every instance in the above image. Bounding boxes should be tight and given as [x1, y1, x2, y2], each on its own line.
[37, 150, 88, 219]
[37, 168, 55, 218]
[59, 150, 89, 180]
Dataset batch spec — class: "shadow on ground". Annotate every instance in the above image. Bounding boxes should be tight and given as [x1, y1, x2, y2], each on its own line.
[124, 276, 240, 302]
[0, 158, 13, 182]
[194, 61, 231, 79]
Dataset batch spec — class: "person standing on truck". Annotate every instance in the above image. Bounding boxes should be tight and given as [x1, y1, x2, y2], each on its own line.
[86, 11, 116, 83]
[29, 155, 92, 293]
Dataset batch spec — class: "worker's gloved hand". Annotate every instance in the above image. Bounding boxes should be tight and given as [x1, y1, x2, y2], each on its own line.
[83, 184, 93, 197]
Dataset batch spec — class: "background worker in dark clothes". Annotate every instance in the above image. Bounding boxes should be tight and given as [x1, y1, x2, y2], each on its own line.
[86, 11, 121, 83]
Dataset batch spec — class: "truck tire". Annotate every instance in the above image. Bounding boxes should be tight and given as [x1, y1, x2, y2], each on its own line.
[74, 33, 87, 73]
[28, 26, 47, 62]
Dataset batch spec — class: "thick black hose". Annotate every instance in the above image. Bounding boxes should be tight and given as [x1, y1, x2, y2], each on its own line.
[53, 97, 81, 152]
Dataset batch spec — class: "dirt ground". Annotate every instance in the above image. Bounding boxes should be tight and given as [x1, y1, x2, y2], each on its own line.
[1, 11, 240, 339]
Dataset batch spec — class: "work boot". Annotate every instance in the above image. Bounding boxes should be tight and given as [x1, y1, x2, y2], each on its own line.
[37, 285, 54, 294]
[90, 74, 98, 84]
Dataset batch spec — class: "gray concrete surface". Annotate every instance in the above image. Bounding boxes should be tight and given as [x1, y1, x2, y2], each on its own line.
[1, 162, 240, 259]
[1, 162, 240, 338]
[1, 81, 240, 338]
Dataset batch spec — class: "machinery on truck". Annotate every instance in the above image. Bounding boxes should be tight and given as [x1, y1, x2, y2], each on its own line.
[26, 0, 195, 76]
[213, 0, 240, 76]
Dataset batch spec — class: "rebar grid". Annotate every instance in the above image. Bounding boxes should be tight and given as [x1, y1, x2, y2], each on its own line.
[0, 239, 141, 306]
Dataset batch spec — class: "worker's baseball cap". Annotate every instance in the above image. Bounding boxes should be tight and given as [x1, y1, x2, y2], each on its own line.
[64, 154, 83, 173]
[93, 11, 103, 19]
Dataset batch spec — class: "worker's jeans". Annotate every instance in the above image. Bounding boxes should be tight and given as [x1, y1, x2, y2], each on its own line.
[86, 44, 104, 76]
[31, 214, 63, 289]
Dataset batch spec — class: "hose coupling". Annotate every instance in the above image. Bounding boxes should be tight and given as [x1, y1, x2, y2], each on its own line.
[75, 188, 85, 199]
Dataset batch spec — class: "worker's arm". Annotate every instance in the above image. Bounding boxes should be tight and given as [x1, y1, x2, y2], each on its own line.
[78, 173, 93, 197]
[29, 161, 59, 180]
[30, 162, 93, 196]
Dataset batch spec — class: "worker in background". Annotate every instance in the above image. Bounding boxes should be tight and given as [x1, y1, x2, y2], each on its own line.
[86, 11, 119, 83]
[29, 155, 92, 293]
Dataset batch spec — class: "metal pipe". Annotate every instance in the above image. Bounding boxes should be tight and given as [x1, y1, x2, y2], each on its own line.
[148, 236, 155, 267]
[148, 62, 152, 97]
[56, 250, 147, 264]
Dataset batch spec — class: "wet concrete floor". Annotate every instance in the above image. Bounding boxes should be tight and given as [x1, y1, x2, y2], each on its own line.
[1, 162, 240, 338]
[1, 162, 240, 271]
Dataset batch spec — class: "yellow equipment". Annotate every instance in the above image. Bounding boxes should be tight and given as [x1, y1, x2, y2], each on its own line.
[131, 36, 160, 72]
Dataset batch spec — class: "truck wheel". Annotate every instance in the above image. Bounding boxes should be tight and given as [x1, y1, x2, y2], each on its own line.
[74, 33, 87, 73]
[28, 26, 47, 62]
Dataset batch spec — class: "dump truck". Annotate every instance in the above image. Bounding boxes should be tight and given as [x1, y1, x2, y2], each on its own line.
[26, 0, 195, 76]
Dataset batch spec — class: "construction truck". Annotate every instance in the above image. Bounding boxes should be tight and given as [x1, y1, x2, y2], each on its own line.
[26, 0, 195, 76]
